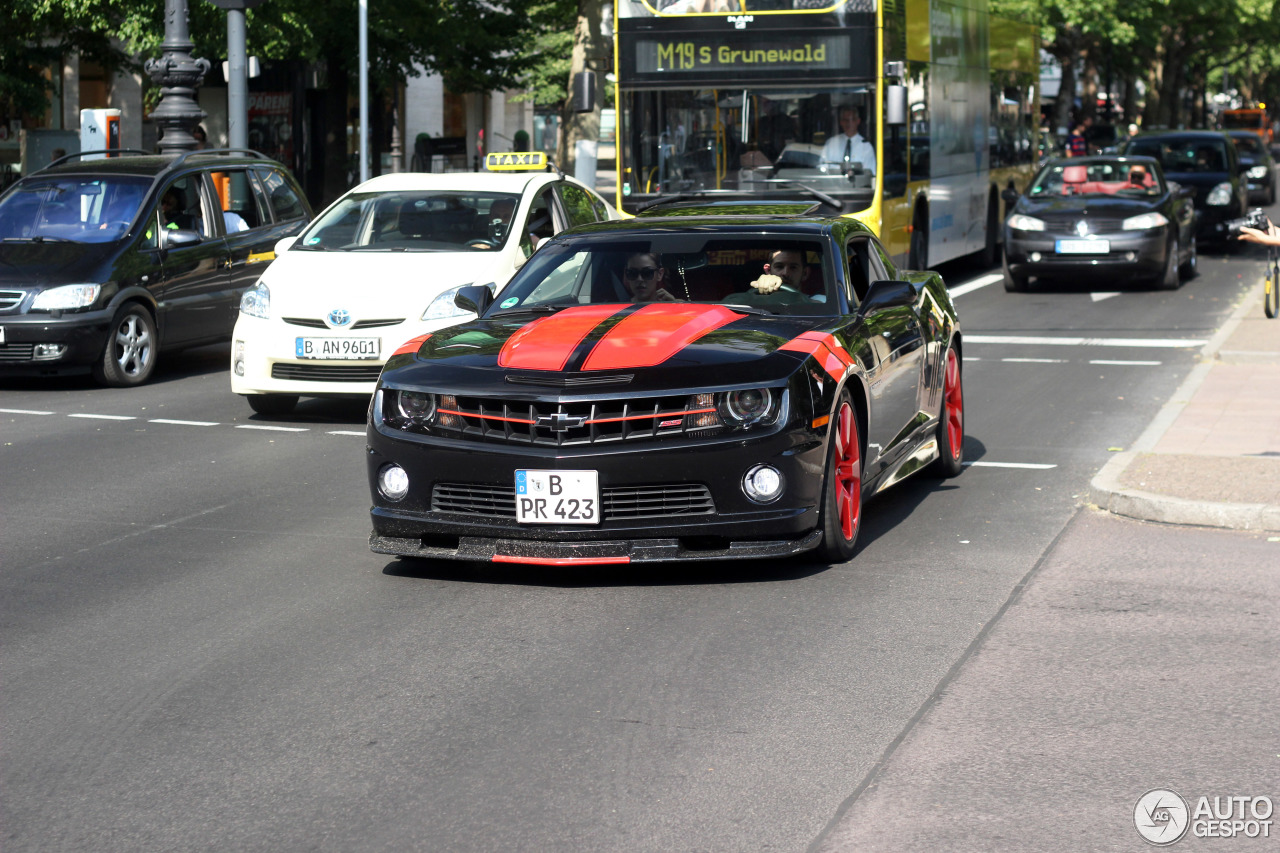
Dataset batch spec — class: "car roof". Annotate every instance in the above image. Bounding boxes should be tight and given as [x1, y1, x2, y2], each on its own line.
[1128, 130, 1231, 141]
[1043, 154, 1161, 167]
[31, 149, 287, 179]
[544, 213, 871, 240]
[344, 170, 566, 195]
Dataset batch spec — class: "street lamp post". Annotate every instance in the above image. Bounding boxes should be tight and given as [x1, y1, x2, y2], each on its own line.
[146, 0, 211, 154]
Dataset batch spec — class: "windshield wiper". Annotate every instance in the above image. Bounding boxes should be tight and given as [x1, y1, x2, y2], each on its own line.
[721, 304, 775, 315]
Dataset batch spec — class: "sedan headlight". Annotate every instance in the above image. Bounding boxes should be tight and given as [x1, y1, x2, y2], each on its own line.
[239, 283, 270, 319]
[422, 285, 472, 321]
[1247, 165, 1269, 179]
[31, 284, 101, 311]
[1206, 182, 1233, 206]
[1007, 214, 1045, 232]
[1122, 212, 1169, 230]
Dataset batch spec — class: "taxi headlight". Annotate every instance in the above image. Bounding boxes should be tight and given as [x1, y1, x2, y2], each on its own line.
[239, 283, 270, 319]
[1206, 182, 1233, 206]
[1122, 212, 1168, 230]
[422, 285, 473, 321]
[31, 284, 101, 311]
[1247, 165, 1269, 179]
[1007, 214, 1045, 232]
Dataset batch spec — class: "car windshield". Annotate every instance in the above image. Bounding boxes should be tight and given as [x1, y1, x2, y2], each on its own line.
[296, 190, 522, 252]
[1127, 138, 1230, 174]
[492, 235, 837, 317]
[1231, 135, 1262, 154]
[1029, 159, 1163, 198]
[0, 176, 150, 243]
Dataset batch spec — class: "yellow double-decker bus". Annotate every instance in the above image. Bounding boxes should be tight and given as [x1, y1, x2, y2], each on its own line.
[611, 0, 1039, 269]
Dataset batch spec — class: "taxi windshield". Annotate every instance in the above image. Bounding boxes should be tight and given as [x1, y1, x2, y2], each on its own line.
[1029, 160, 1163, 197]
[492, 235, 837, 317]
[0, 176, 150, 243]
[296, 190, 522, 252]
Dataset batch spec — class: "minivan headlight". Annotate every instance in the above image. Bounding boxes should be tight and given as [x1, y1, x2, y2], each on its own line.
[31, 284, 101, 311]
[239, 283, 270, 319]
[1206, 182, 1233, 206]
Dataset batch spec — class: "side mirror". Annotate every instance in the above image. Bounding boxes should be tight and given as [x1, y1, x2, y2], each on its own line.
[1001, 187, 1020, 205]
[274, 235, 298, 256]
[454, 284, 495, 316]
[161, 228, 202, 250]
[859, 280, 917, 314]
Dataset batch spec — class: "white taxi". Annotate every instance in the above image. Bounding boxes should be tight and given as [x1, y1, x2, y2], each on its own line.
[230, 153, 619, 415]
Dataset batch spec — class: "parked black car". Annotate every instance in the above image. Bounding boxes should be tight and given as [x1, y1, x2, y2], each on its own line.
[1119, 131, 1249, 246]
[1002, 155, 1197, 292]
[1226, 130, 1277, 205]
[0, 149, 312, 385]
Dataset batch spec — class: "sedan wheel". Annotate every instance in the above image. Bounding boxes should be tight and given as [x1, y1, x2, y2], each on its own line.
[1179, 234, 1198, 279]
[1158, 237, 1181, 290]
[931, 347, 965, 477]
[817, 397, 862, 563]
[94, 304, 157, 387]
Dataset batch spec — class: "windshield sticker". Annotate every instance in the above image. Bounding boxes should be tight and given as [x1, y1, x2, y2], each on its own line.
[501, 297, 520, 308]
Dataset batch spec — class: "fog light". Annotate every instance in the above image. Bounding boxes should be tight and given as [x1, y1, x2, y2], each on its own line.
[233, 340, 245, 376]
[742, 464, 784, 503]
[32, 343, 68, 361]
[378, 464, 410, 501]
[1029, 252, 1042, 262]
[1126, 252, 1136, 262]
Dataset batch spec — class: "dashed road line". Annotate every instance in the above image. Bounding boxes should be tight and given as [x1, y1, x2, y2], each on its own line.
[235, 424, 310, 432]
[68, 413, 136, 421]
[949, 273, 1003, 298]
[1089, 359, 1163, 366]
[0, 408, 53, 415]
[1001, 357, 1068, 363]
[150, 418, 220, 426]
[965, 461, 1058, 470]
[966, 334, 1206, 348]
[328, 430, 366, 436]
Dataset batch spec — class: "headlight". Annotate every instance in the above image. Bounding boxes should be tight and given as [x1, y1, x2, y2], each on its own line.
[1206, 182, 1233, 206]
[1122, 212, 1169, 230]
[31, 284, 101, 311]
[1247, 165, 1269, 179]
[395, 390, 436, 423]
[1007, 214, 1045, 232]
[383, 389, 448, 433]
[714, 387, 785, 430]
[422, 285, 473, 321]
[239, 283, 270, 319]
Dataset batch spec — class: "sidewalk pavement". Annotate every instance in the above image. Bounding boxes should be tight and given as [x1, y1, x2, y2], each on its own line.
[1090, 280, 1280, 532]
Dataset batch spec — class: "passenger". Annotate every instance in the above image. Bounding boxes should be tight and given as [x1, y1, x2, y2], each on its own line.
[820, 106, 875, 176]
[623, 252, 678, 302]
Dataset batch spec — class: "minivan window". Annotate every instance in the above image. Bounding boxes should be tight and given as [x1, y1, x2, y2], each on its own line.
[0, 176, 150, 243]
[255, 168, 307, 221]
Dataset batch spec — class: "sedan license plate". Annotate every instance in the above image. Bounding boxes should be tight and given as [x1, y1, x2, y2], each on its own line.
[515, 469, 600, 525]
[1055, 239, 1109, 254]
[295, 337, 380, 359]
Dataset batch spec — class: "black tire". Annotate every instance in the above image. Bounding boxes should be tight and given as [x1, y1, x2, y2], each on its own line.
[930, 346, 965, 477]
[979, 194, 1000, 268]
[1157, 236, 1181, 290]
[1002, 254, 1028, 292]
[1265, 269, 1279, 319]
[93, 303, 157, 387]
[817, 394, 862, 564]
[1179, 233, 1198, 279]
[1268, 182, 1276, 206]
[246, 394, 299, 416]
[908, 209, 928, 271]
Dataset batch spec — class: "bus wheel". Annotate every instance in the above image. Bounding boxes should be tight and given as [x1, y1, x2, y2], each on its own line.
[909, 209, 928, 270]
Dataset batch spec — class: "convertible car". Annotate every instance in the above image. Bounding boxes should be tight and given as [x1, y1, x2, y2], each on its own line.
[1002, 155, 1197, 292]
[366, 207, 964, 566]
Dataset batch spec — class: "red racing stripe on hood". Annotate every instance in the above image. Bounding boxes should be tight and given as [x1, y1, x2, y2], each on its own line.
[391, 333, 432, 358]
[779, 331, 855, 381]
[581, 303, 744, 371]
[497, 304, 627, 371]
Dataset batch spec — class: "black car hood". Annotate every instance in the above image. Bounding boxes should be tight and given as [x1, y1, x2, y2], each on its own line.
[382, 303, 835, 396]
[1017, 195, 1163, 218]
[0, 240, 118, 289]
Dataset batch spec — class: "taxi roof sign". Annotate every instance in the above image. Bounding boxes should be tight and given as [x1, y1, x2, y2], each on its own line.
[485, 151, 547, 171]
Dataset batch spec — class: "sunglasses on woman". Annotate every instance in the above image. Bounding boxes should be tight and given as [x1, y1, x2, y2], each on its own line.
[624, 266, 659, 281]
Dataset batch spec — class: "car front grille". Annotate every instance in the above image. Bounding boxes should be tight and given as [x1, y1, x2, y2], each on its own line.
[1039, 216, 1128, 233]
[0, 290, 25, 311]
[271, 363, 383, 381]
[429, 394, 724, 447]
[0, 343, 35, 362]
[431, 482, 716, 520]
[282, 317, 404, 329]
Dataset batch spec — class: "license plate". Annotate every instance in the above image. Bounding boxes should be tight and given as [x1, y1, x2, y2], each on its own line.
[1055, 239, 1109, 254]
[515, 469, 600, 525]
[295, 337, 380, 359]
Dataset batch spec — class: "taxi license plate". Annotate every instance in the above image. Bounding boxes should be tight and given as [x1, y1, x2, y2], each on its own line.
[295, 337, 380, 359]
[1055, 239, 1109, 254]
[515, 470, 600, 525]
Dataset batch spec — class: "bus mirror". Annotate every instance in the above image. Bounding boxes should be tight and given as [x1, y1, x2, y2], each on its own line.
[887, 85, 907, 126]
[572, 71, 596, 113]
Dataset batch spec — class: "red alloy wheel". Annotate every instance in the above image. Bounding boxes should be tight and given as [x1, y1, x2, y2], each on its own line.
[943, 349, 963, 461]
[833, 401, 862, 540]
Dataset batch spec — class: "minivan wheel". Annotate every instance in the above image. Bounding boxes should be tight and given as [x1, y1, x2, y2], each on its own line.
[94, 303, 157, 387]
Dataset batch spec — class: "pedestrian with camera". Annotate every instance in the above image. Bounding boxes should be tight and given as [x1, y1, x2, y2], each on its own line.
[1234, 210, 1280, 318]
[1235, 214, 1279, 247]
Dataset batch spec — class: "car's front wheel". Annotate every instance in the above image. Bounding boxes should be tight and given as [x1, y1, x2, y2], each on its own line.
[817, 394, 862, 563]
[1002, 254, 1028, 292]
[93, 303, 157, 387]
[246, 394, 298, 416]
[1158, 236, 1181, 290]
[930, 346, 965, 477]
[1179, 233, 1198, 279]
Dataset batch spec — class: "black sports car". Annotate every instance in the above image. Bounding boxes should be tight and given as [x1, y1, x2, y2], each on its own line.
[365, 208, 964, 566]
[1227, 130, 1277, 205]
[1002, 155, 1197, 292]
[1120, 131, 1249, 245]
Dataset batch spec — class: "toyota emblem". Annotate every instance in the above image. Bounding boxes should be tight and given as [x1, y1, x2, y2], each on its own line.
[327, 308, 352, 327]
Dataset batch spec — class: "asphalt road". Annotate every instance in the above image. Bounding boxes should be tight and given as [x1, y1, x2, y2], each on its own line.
[0, 229, 1270, 851]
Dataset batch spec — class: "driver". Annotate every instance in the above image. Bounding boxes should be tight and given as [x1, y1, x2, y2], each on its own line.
[623, 252, 678, 302]
[764, 249, 810, 291]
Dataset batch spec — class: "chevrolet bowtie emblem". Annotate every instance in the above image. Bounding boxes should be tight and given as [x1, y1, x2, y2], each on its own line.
[537, 412, 586, 432]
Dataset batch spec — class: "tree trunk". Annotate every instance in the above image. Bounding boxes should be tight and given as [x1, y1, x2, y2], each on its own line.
[1081, 51, 1099, 123]
[559, 0, 607, 179]
[1051, 51, 1076, 136]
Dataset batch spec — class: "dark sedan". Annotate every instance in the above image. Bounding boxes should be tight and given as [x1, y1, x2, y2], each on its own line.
[1002, 155, 1197, 292]
[366, 209, 964, 566]
[1120, 130, 1249, 245]
[1227, 130, 1276, 205]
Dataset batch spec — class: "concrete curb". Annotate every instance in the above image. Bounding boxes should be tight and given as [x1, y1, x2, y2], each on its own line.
[1088, 283, 1280, 532]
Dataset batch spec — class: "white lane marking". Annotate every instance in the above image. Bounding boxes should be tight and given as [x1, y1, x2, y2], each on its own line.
[1001, 357, 1067, 363]
[966, 334, 1206, 348]
[1089, 359, 1162, 366]
[964, 461, 1059, 470]
[150, 418, 220, 426]
[235, 424, 310, 432]
[328, 430, 366, 436]
[68, 413, 136, 421]
[963, 357, 981, 362]
[949, 272, 1003, 298]
[0, 408, 54, 415]
[1091, 292, 1121, 302]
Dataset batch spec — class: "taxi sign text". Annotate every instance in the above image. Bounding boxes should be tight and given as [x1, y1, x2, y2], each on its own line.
[485, 152, 547, 171]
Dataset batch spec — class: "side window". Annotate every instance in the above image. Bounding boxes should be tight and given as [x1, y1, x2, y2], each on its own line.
[213, 169, 268, 231]
[845, 239, 872, 303]
[867, 240, 893, 282]
[519, 190, 556, 258]
[152, 175, 211, 239]
[590, 190, 609, 221]
[555, 183, 599, 228]
[254, 168, 307, 222]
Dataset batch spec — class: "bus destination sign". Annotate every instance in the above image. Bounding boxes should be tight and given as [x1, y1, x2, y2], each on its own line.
[624, 29, 869, 83]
